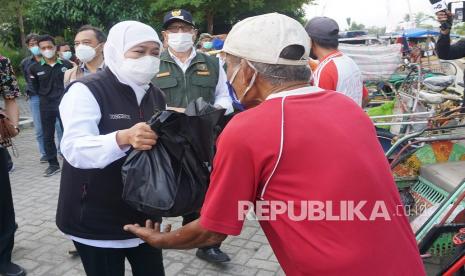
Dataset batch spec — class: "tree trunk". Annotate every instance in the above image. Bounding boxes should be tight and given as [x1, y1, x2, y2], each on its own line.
[206, 10, 214, 34]
[16, 0, 26, 47]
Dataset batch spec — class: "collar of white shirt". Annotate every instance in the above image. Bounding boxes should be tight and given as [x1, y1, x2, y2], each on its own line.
[167, 47, 197, 73]
[266, 86, 323, 100]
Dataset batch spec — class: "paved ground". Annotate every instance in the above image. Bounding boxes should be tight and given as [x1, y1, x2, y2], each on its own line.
[5, 96, 284, 276]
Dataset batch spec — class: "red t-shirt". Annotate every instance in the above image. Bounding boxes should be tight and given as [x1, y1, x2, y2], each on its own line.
[200, 89, 425, 275]
[313, 51, 363, 106]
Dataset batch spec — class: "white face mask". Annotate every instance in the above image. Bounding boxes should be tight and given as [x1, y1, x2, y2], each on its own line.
[229, 60, 258, 102]
[75, 44, 97, 63]
[61, 51, 73, 61]
[41, 49, 56, 59]
[167, 33, 194, 53]
[120, 56, 160, 85]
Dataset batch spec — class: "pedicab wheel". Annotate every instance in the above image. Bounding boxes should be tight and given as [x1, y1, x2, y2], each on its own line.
[440, 61, 458, 77]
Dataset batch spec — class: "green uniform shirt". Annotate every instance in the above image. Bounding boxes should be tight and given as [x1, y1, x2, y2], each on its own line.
[153, 50, 220, 108]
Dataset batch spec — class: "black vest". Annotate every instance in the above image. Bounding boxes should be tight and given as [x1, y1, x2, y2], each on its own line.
[56, 68, 166, 240]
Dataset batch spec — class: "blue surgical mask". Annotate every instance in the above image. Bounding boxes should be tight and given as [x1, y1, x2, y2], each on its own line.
[29, 46, 40, 56]
[61, 51, 73, 61]
[227, 61, 258, 111]
[227, 81, 245, 111]
[203, 41, 213, 50]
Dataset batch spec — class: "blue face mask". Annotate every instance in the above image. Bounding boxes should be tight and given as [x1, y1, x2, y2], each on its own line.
[227, 81, 245, 111]
[227, 61, 258, 111]
[203, 41, 213, 50]
[29, 46, 40, 56]
[61, 51, 73, 61]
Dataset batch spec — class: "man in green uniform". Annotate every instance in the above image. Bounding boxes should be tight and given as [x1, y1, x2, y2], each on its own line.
[153, 9, 232, 263]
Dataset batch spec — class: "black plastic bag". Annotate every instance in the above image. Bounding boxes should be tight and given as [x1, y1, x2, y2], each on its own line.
[122, 99, 225, 217]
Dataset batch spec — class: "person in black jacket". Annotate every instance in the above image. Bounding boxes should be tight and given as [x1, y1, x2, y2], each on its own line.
[29, 35, 73, 177]
[56, 21, 166, 276]
[436, 11, 465, 105]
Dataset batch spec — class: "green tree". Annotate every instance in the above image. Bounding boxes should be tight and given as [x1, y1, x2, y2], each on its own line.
[404, 13, 411, 22]
[402, 12, 435, 29]
[453, 22, 465, 35]
[366, 26, 386, 36]
[346, 17, 351, 28]
[2, 0, 314, 47]
[150, 0, 313, 34]
[414, 12, 434, 26]
[27, 0, 153, 42]
[348, 21, 365, 31]
[0, 0, 31, 47]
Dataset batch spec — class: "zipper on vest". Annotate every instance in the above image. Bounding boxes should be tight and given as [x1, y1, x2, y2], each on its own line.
[139, 92, 150, 120]
[183, 73, 188, 105]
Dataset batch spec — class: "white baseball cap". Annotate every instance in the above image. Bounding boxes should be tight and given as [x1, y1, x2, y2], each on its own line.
[223, 13, 310, 66]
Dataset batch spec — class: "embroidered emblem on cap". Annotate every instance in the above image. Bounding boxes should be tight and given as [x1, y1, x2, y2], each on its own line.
[172, 10, 182, 17]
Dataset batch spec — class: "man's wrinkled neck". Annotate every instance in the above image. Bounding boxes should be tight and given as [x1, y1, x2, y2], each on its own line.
[316, 47, 337, 61]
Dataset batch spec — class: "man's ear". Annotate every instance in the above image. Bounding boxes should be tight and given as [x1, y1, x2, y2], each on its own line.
[162, 31, 168, 42]
[99, 42, 106, 53]
[239, 59, 254, 85]
[193, 29, 198, 42]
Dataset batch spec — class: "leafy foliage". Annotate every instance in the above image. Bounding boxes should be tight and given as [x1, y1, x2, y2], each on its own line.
[0, 0, 313, 46]
[27, 0, 152, 41]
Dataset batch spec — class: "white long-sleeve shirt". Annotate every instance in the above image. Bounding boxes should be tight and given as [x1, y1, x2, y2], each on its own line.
[168, 48, 233, 114]
[59, 82, 144, 248]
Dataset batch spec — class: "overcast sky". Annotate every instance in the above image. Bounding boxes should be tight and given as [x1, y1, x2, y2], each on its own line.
[304, 0, 437, 30]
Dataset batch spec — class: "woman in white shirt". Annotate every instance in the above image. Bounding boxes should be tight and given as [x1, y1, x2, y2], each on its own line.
[56, 21, 166, 276]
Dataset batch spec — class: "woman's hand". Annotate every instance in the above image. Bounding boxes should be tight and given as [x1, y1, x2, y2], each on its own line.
[116, 122, 158, 150]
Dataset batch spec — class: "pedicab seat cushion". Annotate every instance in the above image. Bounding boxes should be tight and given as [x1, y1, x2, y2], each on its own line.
[420, 161, 465, 193]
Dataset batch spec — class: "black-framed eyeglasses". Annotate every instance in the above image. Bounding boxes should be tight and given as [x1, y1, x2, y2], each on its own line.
[166, 25, 194, 33]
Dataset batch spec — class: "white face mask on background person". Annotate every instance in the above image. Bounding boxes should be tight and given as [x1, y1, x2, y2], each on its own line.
[75, 44, 98, 63]
[120, 55, 160, 85]
[41, 49, 56, 59]
[167, 33, 194, 52]
[61, 51, 73, 61]
[29, 46, 40, 56]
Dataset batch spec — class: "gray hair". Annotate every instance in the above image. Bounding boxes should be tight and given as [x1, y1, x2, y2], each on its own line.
[249, 61, 311, 86]
[226, 53, 312, 86]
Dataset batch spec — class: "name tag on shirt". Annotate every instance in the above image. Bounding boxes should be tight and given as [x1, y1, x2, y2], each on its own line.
[197, 71, 210, 76]
[109, 114, 131, 120]
[37, 71, 45, 76]
[157, 72, 170, 78]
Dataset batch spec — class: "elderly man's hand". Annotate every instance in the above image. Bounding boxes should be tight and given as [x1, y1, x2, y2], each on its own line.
[116, 123, 158, 150]
[124, 220, 172, 247]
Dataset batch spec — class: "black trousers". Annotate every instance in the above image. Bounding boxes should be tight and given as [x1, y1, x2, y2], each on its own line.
[0, 148, 16, 265]
[40, 108, 61, 166]
[73, 241, 164, 276]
